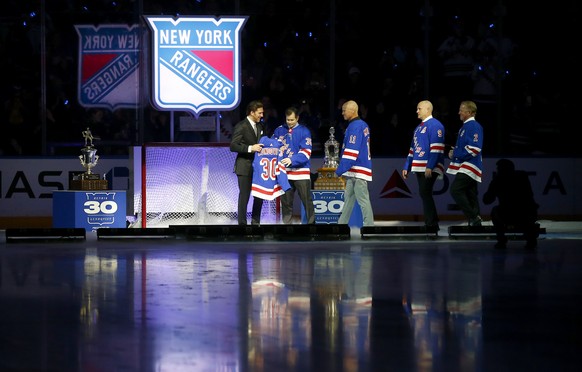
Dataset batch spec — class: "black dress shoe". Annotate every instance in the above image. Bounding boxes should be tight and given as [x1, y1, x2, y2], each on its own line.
[468, 216, 482, 227]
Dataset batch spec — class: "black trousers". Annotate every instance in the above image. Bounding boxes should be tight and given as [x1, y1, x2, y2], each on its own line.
[491, 205, 538, 244]
[237, 174, 263, 225]
[450, 173, 480, 221]
[280, 179, 315, 224]
[415, 172, 439, 226]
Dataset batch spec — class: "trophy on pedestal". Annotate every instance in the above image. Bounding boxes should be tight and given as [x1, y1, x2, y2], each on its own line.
[70, 128, 109, 190]
[314, 127, 346, 190]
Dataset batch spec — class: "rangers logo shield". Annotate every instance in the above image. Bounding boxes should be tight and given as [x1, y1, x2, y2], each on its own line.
[145, 16, 247, 115]
[75, 24, 140, 110]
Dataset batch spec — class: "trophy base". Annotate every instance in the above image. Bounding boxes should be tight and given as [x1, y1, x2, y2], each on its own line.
[70, 174, 109, 191]
[314, 167, 346, 190]
[79, 173, 101, 180]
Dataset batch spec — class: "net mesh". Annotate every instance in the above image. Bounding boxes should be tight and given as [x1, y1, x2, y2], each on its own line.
[132, 144, 279, 227]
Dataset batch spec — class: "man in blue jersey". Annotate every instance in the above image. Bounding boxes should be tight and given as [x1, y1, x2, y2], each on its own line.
[446, 100, 484, 226]
[272, 106, 315, 224]
[335, 100, 374, 226]
[402, 100, 446, 230]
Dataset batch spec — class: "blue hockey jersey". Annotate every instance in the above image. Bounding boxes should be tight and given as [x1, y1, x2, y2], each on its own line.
[446, 118, 484, 182]
[251, 137, 292, 200]
[335, 118, 372, 181]
[272, 124, 312, 181]
[403, 116, 446, 178]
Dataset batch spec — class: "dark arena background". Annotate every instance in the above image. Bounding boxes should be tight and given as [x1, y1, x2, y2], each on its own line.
[1, 3, 582, 371]
[0, 0, 576, 157]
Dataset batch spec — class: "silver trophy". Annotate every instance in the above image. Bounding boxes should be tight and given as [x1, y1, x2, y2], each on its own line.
[314, 126, 345, 189]
[323, 127, 340, 169]
[79, 128, 100, 178]
[71, 128, 108, 190]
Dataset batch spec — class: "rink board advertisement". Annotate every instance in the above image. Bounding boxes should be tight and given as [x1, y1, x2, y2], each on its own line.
[0, 157, 129, 217]
[0, 157, 581, 219]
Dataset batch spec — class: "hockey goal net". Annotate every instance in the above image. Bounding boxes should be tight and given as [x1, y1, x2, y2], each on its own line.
[130, 143, 279, 228]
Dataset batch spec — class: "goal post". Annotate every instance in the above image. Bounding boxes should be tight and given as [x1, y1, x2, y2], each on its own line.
[129, 143, 280, 228]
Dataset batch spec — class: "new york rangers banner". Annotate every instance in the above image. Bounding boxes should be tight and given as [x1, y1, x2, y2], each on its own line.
[75, 24, 140, 110]
[144, 16, 247, 115]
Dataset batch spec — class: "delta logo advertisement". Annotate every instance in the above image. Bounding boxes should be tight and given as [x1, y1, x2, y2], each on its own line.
[380, 170, 413, 198]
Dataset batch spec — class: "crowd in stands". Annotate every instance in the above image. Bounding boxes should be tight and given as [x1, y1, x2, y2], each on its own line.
[0, 0, 572, 156]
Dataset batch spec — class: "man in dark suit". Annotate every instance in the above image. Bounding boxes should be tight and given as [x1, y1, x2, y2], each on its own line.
[230, 100, 265, 225]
